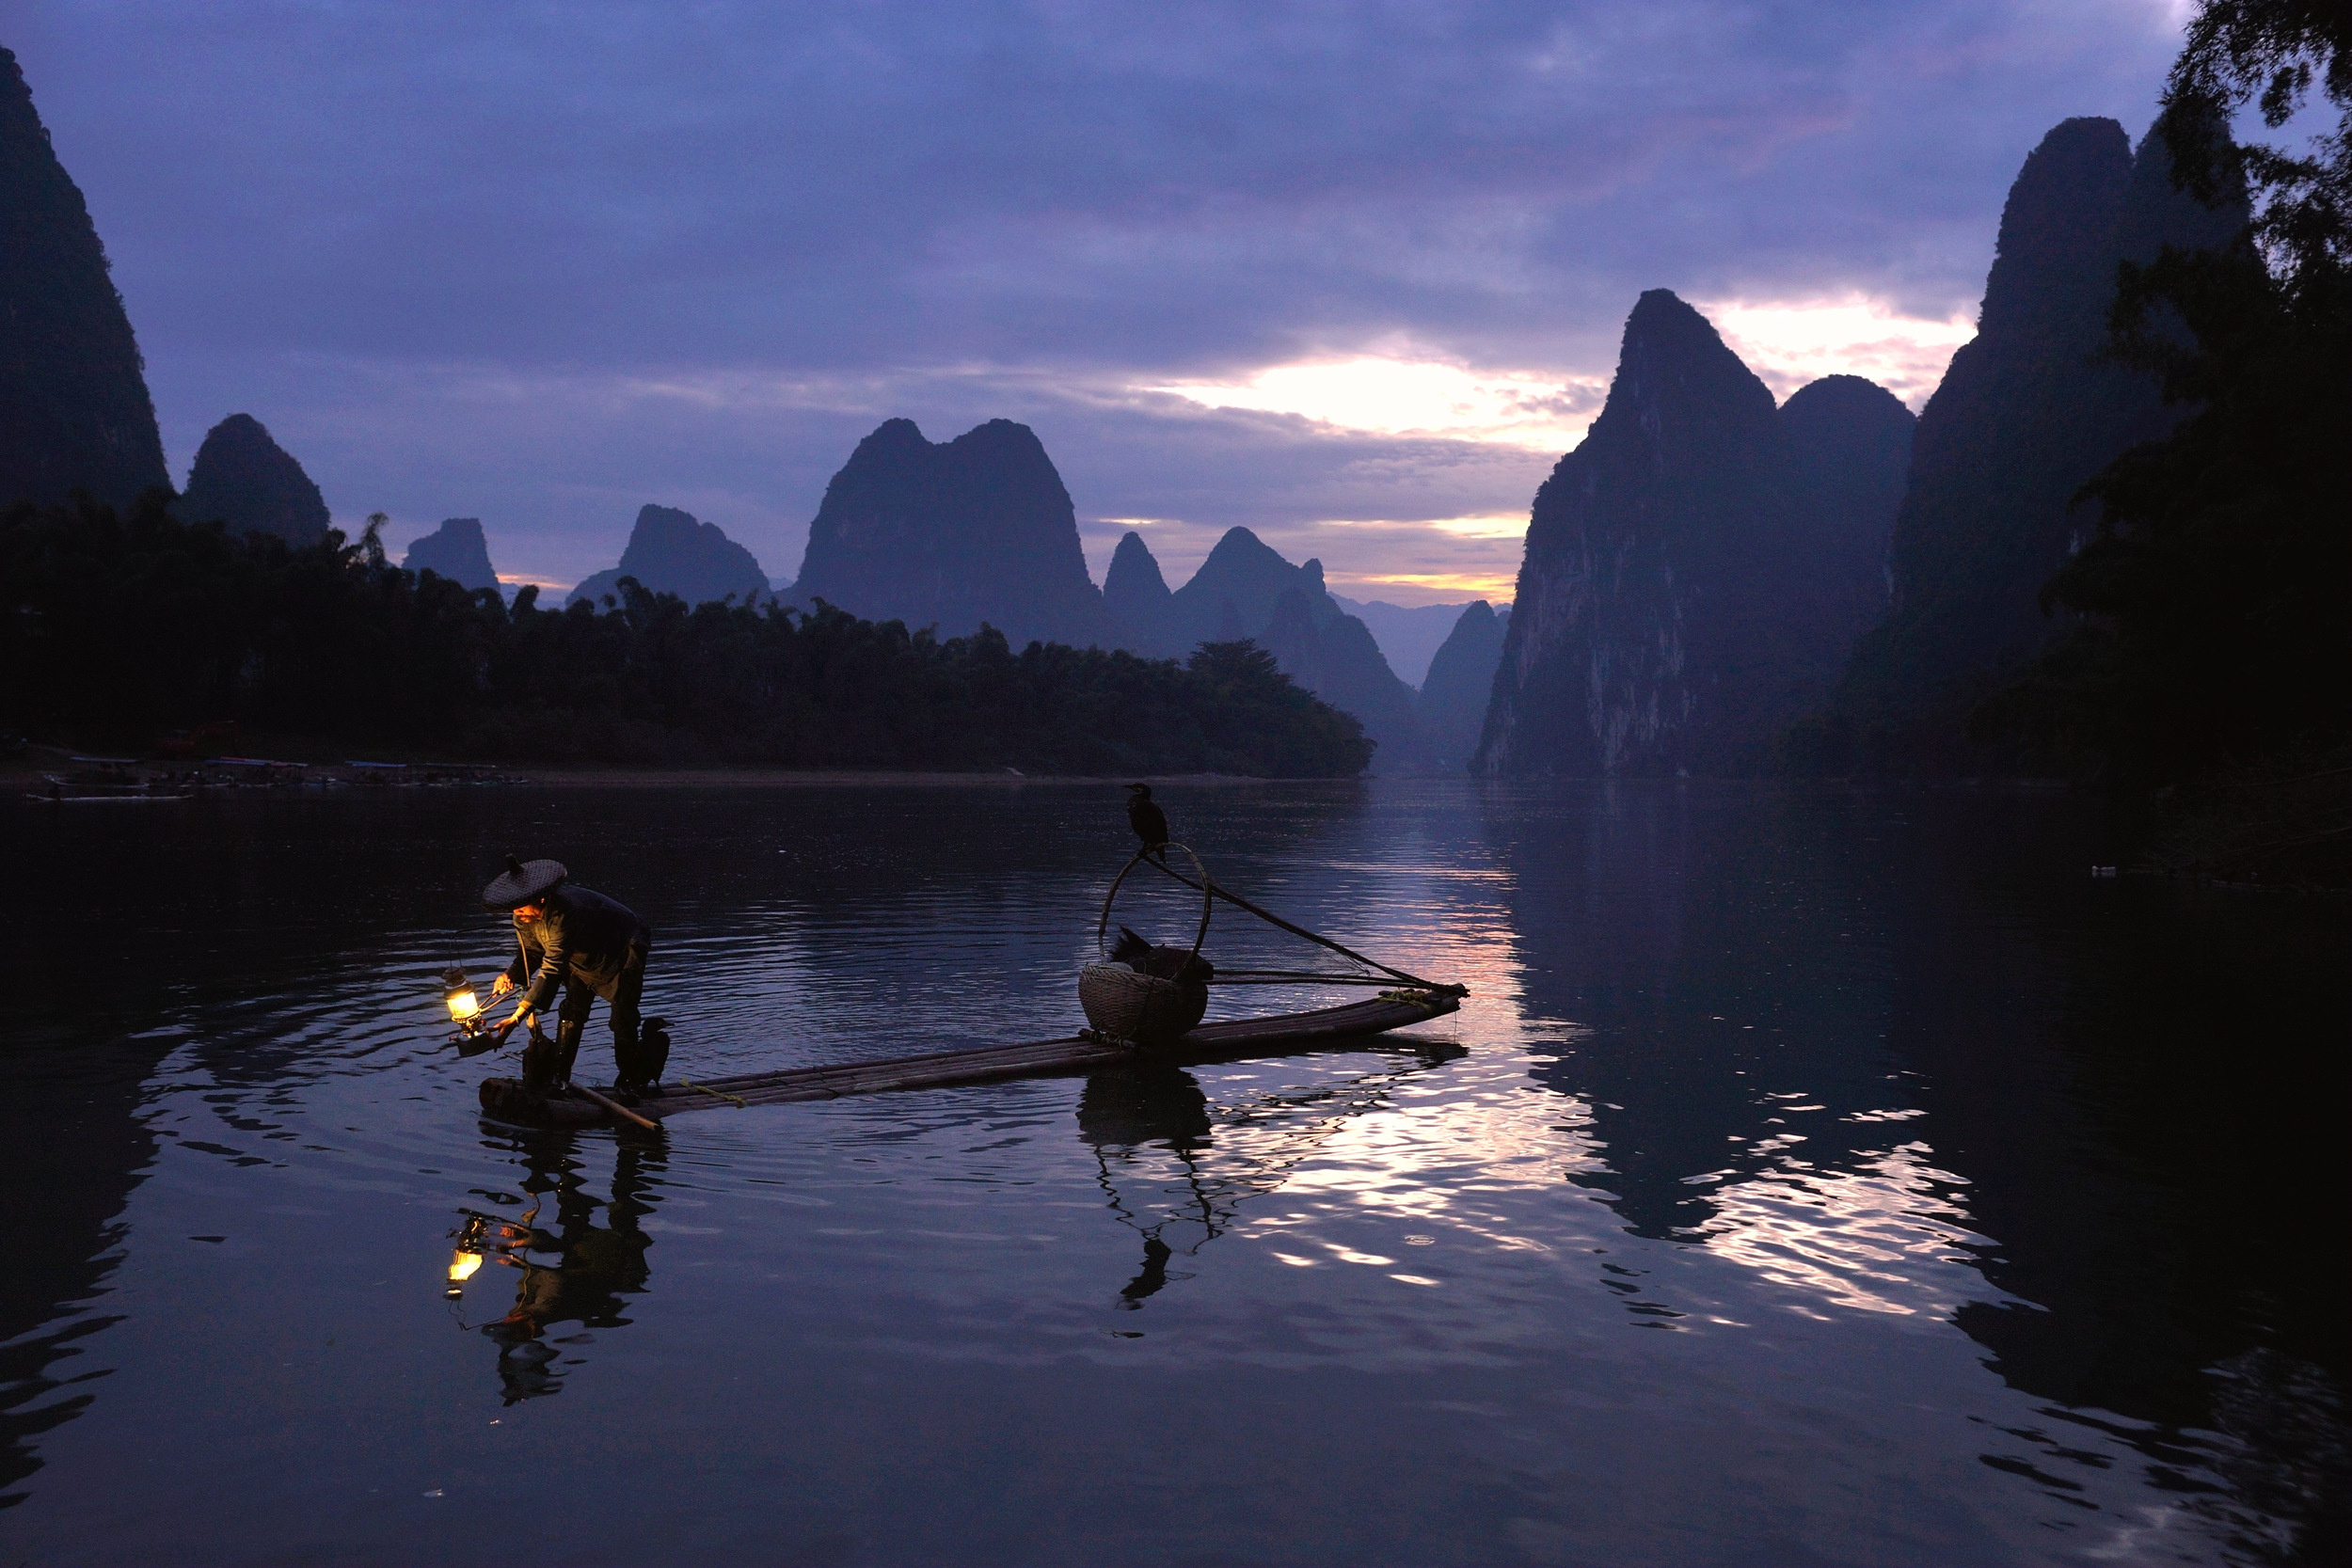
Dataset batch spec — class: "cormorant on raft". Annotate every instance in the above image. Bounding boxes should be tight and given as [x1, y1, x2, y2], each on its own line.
[1125, 783, 1170, 863]
[1109, 924, 1214, 986]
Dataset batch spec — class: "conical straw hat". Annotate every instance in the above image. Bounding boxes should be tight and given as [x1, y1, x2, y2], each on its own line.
[482, 855, 567, 910]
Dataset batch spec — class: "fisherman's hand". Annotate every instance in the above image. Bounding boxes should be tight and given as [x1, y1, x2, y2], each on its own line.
[491, 974, 514, 998]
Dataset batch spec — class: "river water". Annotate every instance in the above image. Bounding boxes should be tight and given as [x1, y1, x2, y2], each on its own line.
[0, 780, 2343, 1566]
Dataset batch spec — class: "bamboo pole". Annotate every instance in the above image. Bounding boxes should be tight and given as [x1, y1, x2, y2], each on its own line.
[573, 1083, 660, 1132]
[1136, 856, 1449, 990]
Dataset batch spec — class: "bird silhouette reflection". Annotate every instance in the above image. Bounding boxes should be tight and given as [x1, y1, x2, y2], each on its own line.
[1078, 1063, 1215, 1306]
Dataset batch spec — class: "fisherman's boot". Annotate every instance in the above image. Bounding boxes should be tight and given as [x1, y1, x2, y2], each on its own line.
[553, 1019, 585, 1087]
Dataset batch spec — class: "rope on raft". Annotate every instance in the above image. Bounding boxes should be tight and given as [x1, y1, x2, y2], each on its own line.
[1132, 852, 1458, 994]
[1210, 970, 1401, 987]
[678, 1077, 748, 1107]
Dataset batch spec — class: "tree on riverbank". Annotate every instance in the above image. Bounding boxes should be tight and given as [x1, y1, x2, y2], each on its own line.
[0, 492, 1374, 777]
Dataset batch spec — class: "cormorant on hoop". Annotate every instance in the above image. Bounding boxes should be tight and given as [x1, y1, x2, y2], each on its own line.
[1125, 783, 1170, 863]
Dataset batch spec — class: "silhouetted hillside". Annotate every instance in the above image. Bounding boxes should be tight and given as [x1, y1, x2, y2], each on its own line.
[402, 517, 500, 592]
[1258, 587, 1424, 765]
[179, 414, 332, 546]
[1102, 531, 1181, 657]
[1479, 292, 1912, 775]
[1964, 2, 2347, 885]
[1819, 118, 2245, 770]
[1165, 527, 1329, 652]
[0, 47, 167, 510]
[1779, 375, 1914, 641]
[1119, 527, 1429, 769]
[794, 418, 1112, 648]
[569, 504, 770, 609]
[1419, 601, 1509, 769]
[1329, 594, 1478, 688]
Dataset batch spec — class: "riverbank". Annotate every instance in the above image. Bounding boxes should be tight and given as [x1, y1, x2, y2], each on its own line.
[0, 742, 1309, 794]
[502, 766, 1290, 788]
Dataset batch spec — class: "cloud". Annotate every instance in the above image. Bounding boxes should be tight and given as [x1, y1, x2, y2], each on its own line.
[9, 0, 2185, 591]
[1148, 355, 1606, 451]
[1694, 296, 1979, 409]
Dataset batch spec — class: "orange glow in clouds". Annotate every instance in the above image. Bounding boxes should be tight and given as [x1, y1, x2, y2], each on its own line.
[1149, 357, 1602, 451]
[1693, 294, 1976, 409]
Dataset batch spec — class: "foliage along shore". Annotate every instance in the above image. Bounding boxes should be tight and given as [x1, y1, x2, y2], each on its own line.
[0, 493, 1375, 778]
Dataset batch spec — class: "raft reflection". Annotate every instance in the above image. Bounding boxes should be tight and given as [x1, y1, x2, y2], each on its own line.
[1077, 1039, 1466, 1308]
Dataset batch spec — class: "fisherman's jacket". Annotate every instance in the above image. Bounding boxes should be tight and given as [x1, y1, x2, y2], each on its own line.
[505, 886, 653, 1010]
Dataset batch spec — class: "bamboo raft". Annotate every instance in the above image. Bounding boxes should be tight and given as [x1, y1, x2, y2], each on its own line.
[478, 988, 1464, 1130]
[479, 841, 1468, 1132]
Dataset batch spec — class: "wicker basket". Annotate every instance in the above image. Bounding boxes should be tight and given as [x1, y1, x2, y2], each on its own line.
[1079, 961, 1210, 1045]
[1082, 841, 1216, 1046]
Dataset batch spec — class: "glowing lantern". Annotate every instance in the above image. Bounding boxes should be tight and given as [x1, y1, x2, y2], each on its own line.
[445, 1247, 484, 1298]
[441, 965, 483, 1033]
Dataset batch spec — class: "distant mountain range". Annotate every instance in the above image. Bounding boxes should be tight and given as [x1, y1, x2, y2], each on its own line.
[775, 420, 1438, 768]
[0, 37, 2251, 784]
[1420, 601, 1511, 770]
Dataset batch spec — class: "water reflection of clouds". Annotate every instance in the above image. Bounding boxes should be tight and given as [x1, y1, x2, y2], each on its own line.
[1683, 1139, 1990, 1319]
[1262, 1080, 1996, 1336]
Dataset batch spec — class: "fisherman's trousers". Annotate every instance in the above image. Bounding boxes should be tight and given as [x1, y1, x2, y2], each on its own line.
[555, 932, 652, 1051]
[509, 886, 660, 1087]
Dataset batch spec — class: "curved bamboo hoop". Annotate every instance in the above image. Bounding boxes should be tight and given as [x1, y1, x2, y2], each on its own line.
[1097, 843, 1214, 961]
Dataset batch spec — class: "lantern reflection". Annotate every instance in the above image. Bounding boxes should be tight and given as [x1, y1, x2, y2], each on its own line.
[444, 1212, 502, 1299]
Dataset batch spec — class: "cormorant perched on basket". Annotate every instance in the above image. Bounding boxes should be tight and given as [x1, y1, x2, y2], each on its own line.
[1125, 783, 1169, 862]
[1110, 925, 1214, 986]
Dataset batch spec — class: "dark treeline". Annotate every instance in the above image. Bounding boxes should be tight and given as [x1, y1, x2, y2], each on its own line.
[0, 492, 1374, 776]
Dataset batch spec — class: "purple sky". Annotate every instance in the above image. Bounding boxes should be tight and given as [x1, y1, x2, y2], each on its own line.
[4, 1, 2186, 602]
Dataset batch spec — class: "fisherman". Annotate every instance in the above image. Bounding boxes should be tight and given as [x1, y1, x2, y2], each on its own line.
[1125, 783, 1170, 862]
[481, 856, 666, 1097]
